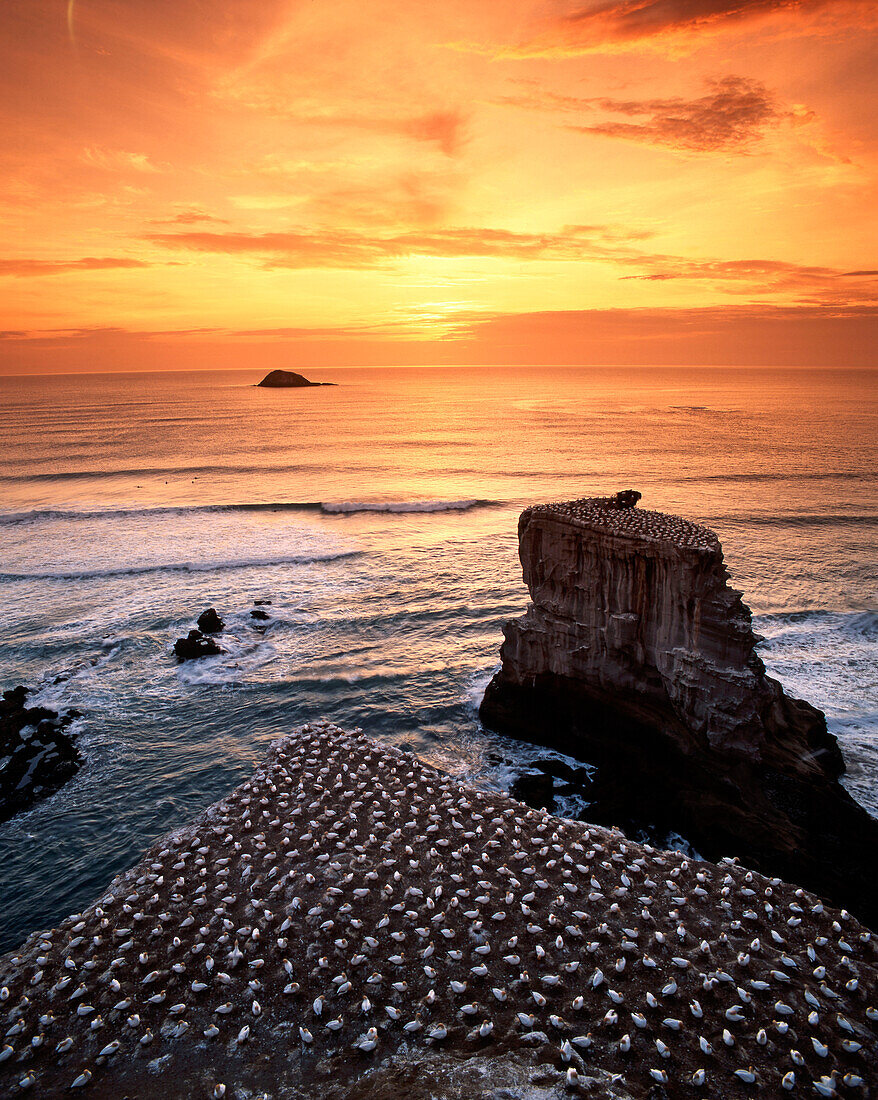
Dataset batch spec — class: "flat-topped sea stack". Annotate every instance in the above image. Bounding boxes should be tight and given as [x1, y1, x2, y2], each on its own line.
[256, 370, 336, 388]
[480, 493, 878, 927]
[2, 723, 875, 1099]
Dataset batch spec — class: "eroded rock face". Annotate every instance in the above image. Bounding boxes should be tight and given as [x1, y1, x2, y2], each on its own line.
[480, 495, 878, 925]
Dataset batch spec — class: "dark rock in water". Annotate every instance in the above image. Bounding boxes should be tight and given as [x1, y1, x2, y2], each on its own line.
[532, 757, 580, 783]
[195, 607, 224, 634]
[480, 493, 878, 925]
[254, 598, 272, 605]
[509, 771, 555, 810]
[256, 369, 336, 388]
[172, 629, 224, 661]
[250, 607, 270, 621]
[0, 685, 81, 823]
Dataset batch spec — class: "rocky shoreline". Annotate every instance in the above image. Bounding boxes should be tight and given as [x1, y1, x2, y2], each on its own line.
[480, 493, 878, 927]
[1, 723, 875, 1098]
[0, 685, 81, 824]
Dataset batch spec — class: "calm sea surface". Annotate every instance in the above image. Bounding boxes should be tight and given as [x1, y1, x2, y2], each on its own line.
[0, 365, 875, 951]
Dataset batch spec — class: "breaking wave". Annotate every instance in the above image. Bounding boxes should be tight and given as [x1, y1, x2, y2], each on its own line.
[0, 499, 499, 526]
[0, 550, 363, 582]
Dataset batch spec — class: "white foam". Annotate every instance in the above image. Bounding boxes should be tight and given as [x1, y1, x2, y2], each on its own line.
[756, 608, 877, 816]
[321, 499, 492, 514]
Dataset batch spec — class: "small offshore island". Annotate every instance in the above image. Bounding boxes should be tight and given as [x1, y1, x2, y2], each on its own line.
[1, 495, 875, 1098]
[256, 371, 337, 388]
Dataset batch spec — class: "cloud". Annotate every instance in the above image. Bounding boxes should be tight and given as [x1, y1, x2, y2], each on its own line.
[504, 0, 877, 55]
[2, 305, 876, 371]
[397, 110, 467, 156]
[571, 77, 780, 152]
[230, 155, 465, 228]
[0, 257, 151, 277]
[149, 208, 230, 226]
[218, 88, 469, 154]
[617, 256, 878, 300]
[145, 224, 633, 268]
[503, 76, 782, 152]
[454, 303, 878, 366]
[144, 221, 876, 304]
[81, 148, 162, 173]
[307, 108, 468, 156]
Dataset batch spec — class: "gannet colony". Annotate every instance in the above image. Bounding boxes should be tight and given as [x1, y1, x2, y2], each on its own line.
[1, 723, 875, 1098]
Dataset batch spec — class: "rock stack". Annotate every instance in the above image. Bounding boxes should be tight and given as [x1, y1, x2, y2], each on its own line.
[480, 494, 878, 926]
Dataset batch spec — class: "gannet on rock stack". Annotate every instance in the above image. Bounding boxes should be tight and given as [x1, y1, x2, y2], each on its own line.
[1, 723, 876, 1098]
[480, 493, 878, 926]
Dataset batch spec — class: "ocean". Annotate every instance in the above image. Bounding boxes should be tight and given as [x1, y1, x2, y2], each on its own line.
[0, 365, 875, 953]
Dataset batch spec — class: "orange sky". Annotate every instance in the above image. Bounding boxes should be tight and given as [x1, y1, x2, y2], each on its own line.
[2, 0, 876, 373]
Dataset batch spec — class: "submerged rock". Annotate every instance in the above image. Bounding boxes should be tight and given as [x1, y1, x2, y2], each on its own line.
[0, 685, 80, 823]
[1, 722, 874, 1098]
[480, 494, 878, 925]
[195, 608, 224, 634]
[172, 629, 224, 661]
[256, 370, 336, 388]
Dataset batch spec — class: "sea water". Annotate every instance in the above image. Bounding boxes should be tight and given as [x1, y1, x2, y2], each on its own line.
[0, 365, 875, 951]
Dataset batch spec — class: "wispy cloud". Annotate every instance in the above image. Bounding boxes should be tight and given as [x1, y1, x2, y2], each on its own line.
[81, 148, 162, 174]
[144, 221, 877, 304]
[149, 208, 230, 226]
[217, 90, 469, 155]
[145, 224, 635, 268]
[0, 257, 151, 277]
[617, 256, 878, 300]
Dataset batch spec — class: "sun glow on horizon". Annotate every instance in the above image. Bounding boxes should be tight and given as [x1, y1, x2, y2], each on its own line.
[1, 0, 876, 373]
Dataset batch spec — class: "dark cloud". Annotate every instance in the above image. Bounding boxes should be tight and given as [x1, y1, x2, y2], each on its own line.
[544, 0, 871, 49]
[504, 77, 783, 152]
[573, 77, 779, 151]
[0, 257, 150, 277]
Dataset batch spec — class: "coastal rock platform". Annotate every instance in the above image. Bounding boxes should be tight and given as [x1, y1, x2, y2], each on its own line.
[479, 495, 878, 926]
[1, 723, 875, 1098]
